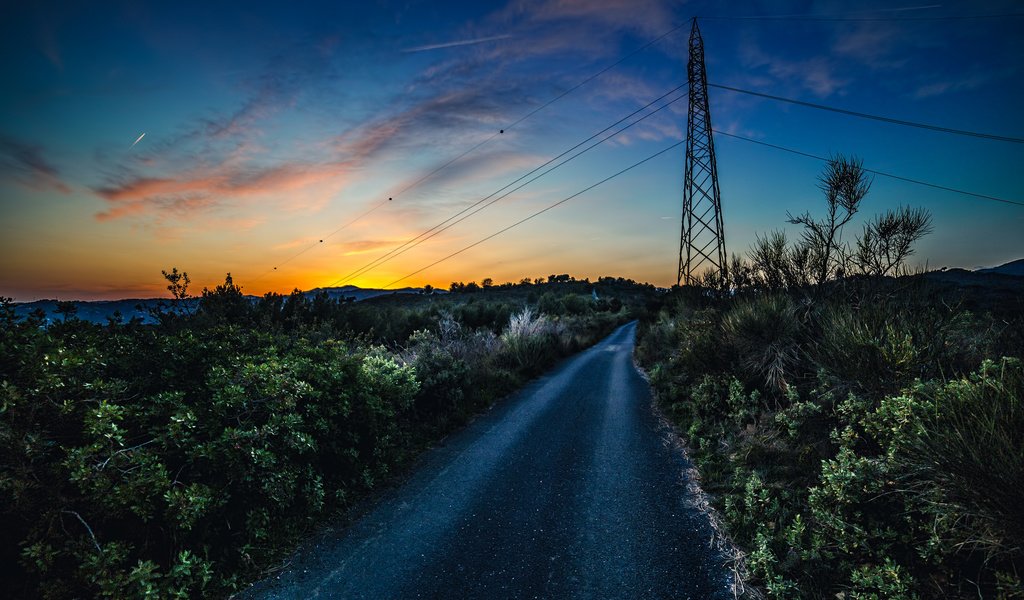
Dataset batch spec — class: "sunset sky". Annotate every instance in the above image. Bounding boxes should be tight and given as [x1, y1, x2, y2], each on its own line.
[2, 0, 1022, 300]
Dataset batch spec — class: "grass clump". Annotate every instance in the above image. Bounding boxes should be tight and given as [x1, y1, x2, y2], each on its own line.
[500, 306, 563, 373]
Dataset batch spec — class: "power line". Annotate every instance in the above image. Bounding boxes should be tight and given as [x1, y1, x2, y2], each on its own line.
[326, 84, 688, 288]
[382, 138, 687, 289]
[709, 83, 1024, 144]
[713, 129, 1024, 207]
[331, 84, 686, 287]
[700, 12, 1024, 22]
[254, 20, 690, 284]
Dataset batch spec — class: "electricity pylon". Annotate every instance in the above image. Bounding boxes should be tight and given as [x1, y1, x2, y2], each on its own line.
[678, 17, 726, 286]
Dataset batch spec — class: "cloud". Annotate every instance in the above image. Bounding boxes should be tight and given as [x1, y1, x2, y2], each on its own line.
[339, 239, 402, 256]
[515, 0, 677, 38]
[738, 37, 846, 97]
[38, 25, 62, 70]
[912, 66, 1018, 99]
[832, 24, 898, 64]
[831, 22, 913, 72]
[381, 149, 548, 221]
[0, 135, 71, 193]
[587, 71, 662, 105]
[93, 160, 356, 221]
[409, 0, 682, 97]
[93, 81, 520, 225]
[199, 73, 296, 141]
[328, 83, 523, 168]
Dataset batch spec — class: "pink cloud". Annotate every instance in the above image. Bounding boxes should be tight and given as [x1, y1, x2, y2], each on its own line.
[94, 78, 515, 227]
[340, 239, 404, 256]
[94, 160, 356, 221]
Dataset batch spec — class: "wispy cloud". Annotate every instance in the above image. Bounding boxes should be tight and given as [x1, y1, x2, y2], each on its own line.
[340, 239, 403, 256]
[912, 67, 1017, 99]
[832, 24, 897, 64]
[515, 0, 676, 38]
[738, 36, 847, 97]
[0, 135, 71, 193]
[93, 160, 356, 221]
[404, 35, 512, 53]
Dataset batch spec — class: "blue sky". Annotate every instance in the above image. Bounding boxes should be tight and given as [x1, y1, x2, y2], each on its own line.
[1, 0, 1022, 299]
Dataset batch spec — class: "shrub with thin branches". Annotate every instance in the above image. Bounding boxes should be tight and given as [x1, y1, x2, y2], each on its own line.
[853, 206, 933, 277]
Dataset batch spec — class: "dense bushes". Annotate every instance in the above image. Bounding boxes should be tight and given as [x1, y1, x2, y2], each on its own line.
[2, 322, 419, 598]
[1, 279, 641, 598]
[637, 282, 1024, 598]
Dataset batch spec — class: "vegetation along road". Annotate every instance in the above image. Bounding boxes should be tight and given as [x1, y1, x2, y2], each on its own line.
[244, 322, 732, 599]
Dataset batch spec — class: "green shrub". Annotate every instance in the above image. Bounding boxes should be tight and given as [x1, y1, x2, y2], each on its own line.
[847, 558, 916, 600]
[812, 305, 918, 394]
[722, 295, 801, 393]
[407, 330, 470, 421]
[500, 307, 562, 373]
[636, 276, 1024, 598]
[899, 358, 1024, 562]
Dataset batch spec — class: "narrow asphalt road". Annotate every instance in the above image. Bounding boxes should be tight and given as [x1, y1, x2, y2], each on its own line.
[244, 322, 732, 599]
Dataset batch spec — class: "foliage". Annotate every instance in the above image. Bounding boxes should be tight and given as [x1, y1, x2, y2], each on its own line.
[722, 295, 801, 393]
[161, 268, 191, 302]
[500, 307, 563, 373]
[900, 358, 1024, 560]
[1, 274, 646, 598]
[637, 279, 1024, 599]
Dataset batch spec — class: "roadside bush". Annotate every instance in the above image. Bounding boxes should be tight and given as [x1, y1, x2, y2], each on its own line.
[637, 278, 1024, 598]
[406, 329, 471, 421]
[812, 304, 918, 394]
[500, 307, 563, 373]
[634, 156, 1022, 598]
[723, 295, 801, 393]
[899, 358, 1024, 563]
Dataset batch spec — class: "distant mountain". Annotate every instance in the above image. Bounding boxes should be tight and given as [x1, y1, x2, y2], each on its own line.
[12, 298, 187, 325]
[306, 285, 428, 302]
[12, 286, 430, 325]
[923, 259, 1024, 297]
[977, 259, 1024, 277]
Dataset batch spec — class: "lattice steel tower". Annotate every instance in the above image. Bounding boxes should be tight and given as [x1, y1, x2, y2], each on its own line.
[678, 17, 726, 286]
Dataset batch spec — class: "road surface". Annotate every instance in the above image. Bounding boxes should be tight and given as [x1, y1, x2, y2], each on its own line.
[244, 322, 732, 599]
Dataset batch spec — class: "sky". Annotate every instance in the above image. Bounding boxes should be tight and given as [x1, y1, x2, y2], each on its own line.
[1, 0, 1022, 300]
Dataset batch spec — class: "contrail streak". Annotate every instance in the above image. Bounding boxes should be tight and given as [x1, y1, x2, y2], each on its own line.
[403, 34, 511, 53]
[884, 4, 943, 12]
[130, 132, 145, 149]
